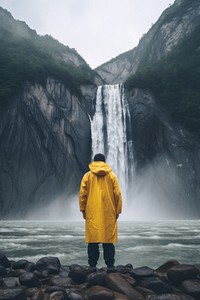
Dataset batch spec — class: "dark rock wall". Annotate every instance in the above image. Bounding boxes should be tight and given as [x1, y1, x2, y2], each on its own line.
[126, 88, 200, 218]
[0, 78, 94, 218]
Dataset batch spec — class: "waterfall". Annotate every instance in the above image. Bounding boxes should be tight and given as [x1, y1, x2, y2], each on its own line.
[91, 84, 134, 199]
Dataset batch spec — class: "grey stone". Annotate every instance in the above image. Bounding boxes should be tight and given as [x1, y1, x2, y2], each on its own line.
[87, 271, 107, 288]
[0, 266, 7, 277]
[131, 266, 155, 279]
[0, 253, 11, 268]
[167, 264, 199, 284]
[12, 260, 29, 270]
[68, 266, 88, 284]
[140, 277, 172, 294]
[181, 279, 200, 299]
[156, 260, 180, 273]
[45, 286, 65, 294]
[0, 287, 26, 300]
[49, 291, 65, 300]
[19, 272, 41, 288]
[106, 273, 144, 299]
[35, 257, 61, 275]
[3, 277, 18, 288]
[86, 286, 114, 300]
[49, 276, 74, 287]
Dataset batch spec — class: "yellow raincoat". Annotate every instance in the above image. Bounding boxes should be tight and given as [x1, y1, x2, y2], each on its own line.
[79, 161, 122, 244]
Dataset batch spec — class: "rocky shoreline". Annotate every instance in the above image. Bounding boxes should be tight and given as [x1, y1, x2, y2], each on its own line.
[0, 253, 200, 299]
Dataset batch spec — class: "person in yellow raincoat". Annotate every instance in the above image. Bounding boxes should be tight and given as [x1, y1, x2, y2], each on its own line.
[79, 153, 122, 270]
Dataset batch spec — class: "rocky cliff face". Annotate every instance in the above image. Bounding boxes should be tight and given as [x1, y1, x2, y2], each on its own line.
[1, 1, 200, 219]
[126, 88, 200, 219]
[95, 0, 200, 84]
[0, 79, 96, 218]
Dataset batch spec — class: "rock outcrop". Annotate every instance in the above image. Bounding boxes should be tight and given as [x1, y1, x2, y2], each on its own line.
[0, 79, 95, 218]
[126, 88, 200, 219]
[95, 0, 200, 84]
[1, 0, 200, 219]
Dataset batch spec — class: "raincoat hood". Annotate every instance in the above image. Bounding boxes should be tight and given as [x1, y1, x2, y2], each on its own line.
[89, 161, 112, 176]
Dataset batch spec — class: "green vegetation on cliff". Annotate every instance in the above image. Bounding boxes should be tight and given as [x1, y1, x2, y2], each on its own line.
[0, 8, 95, 105]
[125, 25, 200, 139]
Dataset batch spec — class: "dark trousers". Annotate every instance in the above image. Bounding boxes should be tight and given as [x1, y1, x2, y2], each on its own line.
[88, 243, 115, 267]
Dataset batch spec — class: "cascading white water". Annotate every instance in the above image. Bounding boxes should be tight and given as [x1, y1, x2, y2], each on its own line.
[91, 84, 134, 199]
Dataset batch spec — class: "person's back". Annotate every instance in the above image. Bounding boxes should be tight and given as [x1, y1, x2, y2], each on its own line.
[79, 153, 122, 270]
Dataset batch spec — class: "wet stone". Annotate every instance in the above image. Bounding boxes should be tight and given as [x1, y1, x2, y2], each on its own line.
[156, 260, 180, 274]
[106, 272, 144, 300]
[45, 286, 65, 294]
[49, 275, 74, 287]
[3, 277, 19, 288]
[87, 271, 107, 288]
[0, 266, 7, 277]
[0, 253, 11, 268]
[59, 266, 70, 277]
[25, 262, 35, 272]
[12, 269, 27, 277]
[25, 287, 46, 300]
[131, 266, 155, 279]
[0, 287, 27, 300]
[120, 273, 137, 287]
[49, 291, 65, 300]
[19, 272, 42, 288]
[167, 264, 199, 284]
[140, 276, 173, 294]
[113, 291, 131, 300]
[69, 291, 84, 300]
[0, 277, 6, 288]
[86, 286, 114, 300]
[181, 279, 200, 299]
[35, 257, 61, 275]
[68, 266, 88, 284]
[12, 260, 29, 270]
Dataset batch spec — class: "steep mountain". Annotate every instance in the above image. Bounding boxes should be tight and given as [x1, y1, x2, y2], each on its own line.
[0, 0, 200, 219]
[94, 0, 200, 218]
[95, 0, 200, 84]
[0, 7, 102, 218]
[123, 0, 200, 218]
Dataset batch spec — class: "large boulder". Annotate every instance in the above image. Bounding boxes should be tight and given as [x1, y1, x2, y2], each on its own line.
[105, 273, 144, 300]
[130, 266, 155, 279]
[87, 271, 107, 288]
[86, 286, 114, 300]
[167, 265, 199, 284]
[156, 260, 180, 274]
[3, 277, 18, 288]
[35, 257, 61, 275]
[0, 253, 11, 268]
[140, 277, 172, 294]
[49, 275, 74, 287]
[0, 266, 7, 277]
[12, 260, 29, 270]
[181, 279, 200, 299]
[19, 272, 41, 288]
[68, 266, 88, 284]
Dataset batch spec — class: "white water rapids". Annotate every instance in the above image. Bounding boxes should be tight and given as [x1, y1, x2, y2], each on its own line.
[91, 84, 134, 199]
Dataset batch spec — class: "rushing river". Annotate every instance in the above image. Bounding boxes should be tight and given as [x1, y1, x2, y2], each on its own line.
[1, 220, 200, 269]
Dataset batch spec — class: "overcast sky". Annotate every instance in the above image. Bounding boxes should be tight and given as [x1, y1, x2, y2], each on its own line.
[0, 0, 174, 68]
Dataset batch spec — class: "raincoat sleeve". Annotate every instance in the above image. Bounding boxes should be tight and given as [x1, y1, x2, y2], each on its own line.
[79, 173, 88, 212]
[112, 173, 122, 215]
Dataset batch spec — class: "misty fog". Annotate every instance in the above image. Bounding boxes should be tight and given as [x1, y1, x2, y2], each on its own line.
[25, 154, 190, 221]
